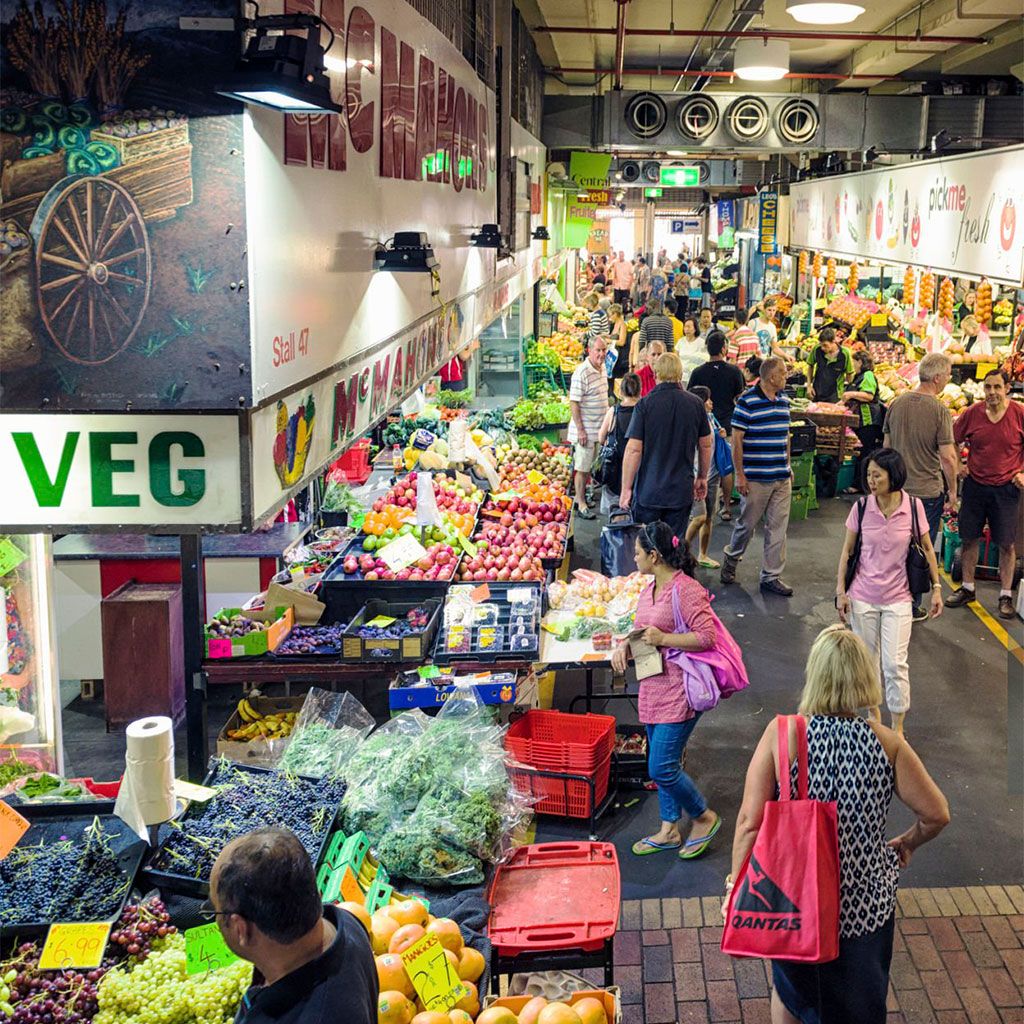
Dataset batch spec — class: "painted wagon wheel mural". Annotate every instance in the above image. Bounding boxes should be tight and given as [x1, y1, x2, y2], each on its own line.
[31, 176, 152, 365]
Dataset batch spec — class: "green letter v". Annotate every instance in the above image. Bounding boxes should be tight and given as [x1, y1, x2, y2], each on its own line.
[13, 432, 79, 507]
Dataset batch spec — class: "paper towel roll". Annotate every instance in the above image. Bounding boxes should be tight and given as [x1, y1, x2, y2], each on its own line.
[115, 716, 176, 839]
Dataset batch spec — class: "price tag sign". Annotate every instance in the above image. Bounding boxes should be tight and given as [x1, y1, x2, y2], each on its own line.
[185, 923, 241, 975]
[870, 313, 888, 327]
[0, 800, 29, 860]
[977, 362, 997, 377]
[0, 538, 28, 579]
[417, 665, 442, 679]
[454, 471, 472, 491]
[399, 933, 469, 1013]
[174, 779, 217, 803]
[377, 534, 427, 572]
[206, 637, 232, 659]
[469, 583, 491, 603]
[526, 469, 547, 486]
[38, 923, 110, 970]
[456, 534, 477, 556]
[366, 615, 397, 627]
[339, 866, 364, 902]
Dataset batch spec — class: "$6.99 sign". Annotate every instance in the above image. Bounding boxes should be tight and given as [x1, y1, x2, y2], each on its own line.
[399, 933, 469, 1012]
[38, 923, 111, 970]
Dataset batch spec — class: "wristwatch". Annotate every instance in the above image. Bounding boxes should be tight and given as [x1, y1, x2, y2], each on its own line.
[931, 582, 942, 590]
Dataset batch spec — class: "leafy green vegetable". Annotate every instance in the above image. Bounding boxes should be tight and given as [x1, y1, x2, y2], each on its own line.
[436, 388, 474, 408]
[321, 479, 363, 514]
[0, 755, 38, 788]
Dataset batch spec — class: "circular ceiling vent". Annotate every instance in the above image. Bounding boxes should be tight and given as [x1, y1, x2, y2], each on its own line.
[676, 95, 719, 141]
[624, 92, 668, 139]
[725, 96, 770, 143]
[776, 98, 819, 145]
[695, 161, 710, 183]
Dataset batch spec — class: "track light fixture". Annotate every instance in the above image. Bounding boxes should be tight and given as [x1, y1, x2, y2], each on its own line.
[472, 224, 506, 248]
[373, 233, 438, 272]
[532, 226, 550, 241]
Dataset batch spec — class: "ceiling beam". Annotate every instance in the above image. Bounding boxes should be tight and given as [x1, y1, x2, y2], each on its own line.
[532, 25, 989, 44]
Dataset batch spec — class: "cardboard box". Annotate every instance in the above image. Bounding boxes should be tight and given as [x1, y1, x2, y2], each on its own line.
[482, 988, 621, 1024]
[215, 695, 307, 766]
[204, 606, 293, 658]
[265, 582, 324, 625]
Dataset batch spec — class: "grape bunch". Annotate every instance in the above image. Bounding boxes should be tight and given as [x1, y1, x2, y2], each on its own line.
[0, 819, 131, 926]
[1, 943, 102, 1024]
[148, 760, 346, 884]
[109, 897, 176, 963]
[95, 934, 252, 1024]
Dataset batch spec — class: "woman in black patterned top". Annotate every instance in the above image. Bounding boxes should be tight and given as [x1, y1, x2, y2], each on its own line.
[728, 625, 949, 1023]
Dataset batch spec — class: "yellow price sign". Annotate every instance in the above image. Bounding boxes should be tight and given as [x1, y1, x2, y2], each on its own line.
[38, 923, 111, 970]
[977, 362, 997, 377]
[526, 469, 547, 486]
[870, 313, 888, 327]
[399, 933, 469, 1013]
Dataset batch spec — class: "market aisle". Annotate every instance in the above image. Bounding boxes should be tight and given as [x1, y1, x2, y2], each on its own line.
[542, 497, 1023, 896]
[609, 885, 1024, 1024]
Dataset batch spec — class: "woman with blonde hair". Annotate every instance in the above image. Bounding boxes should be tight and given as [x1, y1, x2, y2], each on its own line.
[727, 625, 949, 1024]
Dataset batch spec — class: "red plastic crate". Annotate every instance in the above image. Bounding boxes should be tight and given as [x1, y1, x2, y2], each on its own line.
[509, 757, 611, 819]
[331, 439, 372, 485]
[505, 710, 616, 771]
[486, 841, 620, 955]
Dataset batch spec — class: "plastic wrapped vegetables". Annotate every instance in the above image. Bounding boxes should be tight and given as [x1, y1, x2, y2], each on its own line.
[341, 690, 527, 886]
[276, 689, 376, 778]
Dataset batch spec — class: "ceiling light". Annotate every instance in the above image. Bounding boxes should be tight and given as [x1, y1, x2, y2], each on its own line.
[786, 0, 865, 22]
[666, 150, 689, 157]
[374, 232, 438, 272]
[733, 38, 789, 81]
[215, 12, 342, 114]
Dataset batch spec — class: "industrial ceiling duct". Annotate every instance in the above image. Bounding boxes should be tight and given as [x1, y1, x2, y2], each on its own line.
[620, 159, 642, 182]
[676, 95, 720, 141]
[725, 96, 772, 141]
[776, 97, 820, 145]
[624, 91, 668, 139]
[641, 160, 662, 182]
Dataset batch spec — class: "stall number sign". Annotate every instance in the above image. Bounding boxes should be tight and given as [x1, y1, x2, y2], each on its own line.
[38, 923, 111, 970]
[185, 923, 241, 975]
[0, 800, 29, 860]
[399, 933, 469, 1012]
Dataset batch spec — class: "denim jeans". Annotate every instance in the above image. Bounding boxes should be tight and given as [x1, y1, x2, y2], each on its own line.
[912, 494, 944, 608]
[646, 717, 707, 823]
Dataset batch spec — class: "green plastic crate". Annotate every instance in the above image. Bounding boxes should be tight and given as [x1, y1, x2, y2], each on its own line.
[792, 453, 815, 489]
[836, 458, 857, 493]
[790, 489, 813, 522]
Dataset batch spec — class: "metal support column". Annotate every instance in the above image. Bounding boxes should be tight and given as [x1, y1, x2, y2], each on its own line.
[180, 534, 208, 780]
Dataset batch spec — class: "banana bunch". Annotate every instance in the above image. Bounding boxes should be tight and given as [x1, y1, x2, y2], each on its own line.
[227, 698, 298, 741]
[357, 850, 381, 891]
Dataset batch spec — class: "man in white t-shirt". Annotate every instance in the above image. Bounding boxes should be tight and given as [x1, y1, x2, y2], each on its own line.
[568, 336, 610, 518]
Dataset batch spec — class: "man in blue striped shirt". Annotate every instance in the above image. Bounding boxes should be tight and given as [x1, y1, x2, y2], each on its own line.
[720, 356, 794, 595]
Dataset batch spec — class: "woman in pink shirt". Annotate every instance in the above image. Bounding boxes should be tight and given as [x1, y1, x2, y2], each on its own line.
[835, 449, 943, 737]
[611, 522, 723, 858]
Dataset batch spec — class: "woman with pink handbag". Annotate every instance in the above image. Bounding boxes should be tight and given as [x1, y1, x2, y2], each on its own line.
[610, 521, 723, 860]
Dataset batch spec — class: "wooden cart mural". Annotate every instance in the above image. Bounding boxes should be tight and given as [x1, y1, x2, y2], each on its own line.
[3, 108, 193, 364]
[1, 0, 250, 408]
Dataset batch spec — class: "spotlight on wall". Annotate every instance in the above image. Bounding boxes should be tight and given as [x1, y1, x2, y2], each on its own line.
[472, 223, 506, 248]
[214, 12, 342, 113]
[862, 146, 879, 164]
[373, 232, 438, 272]
[929, 128, 961, 154]
[532, 226, 550, 241]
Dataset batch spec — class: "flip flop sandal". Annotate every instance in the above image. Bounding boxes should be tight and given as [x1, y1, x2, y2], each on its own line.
[698, 557, 721, 569]
[718, 509, 732, 521]
[632, 836, 681, 856]
[577, 507, 597, 520]
[679, 814, 722, 860]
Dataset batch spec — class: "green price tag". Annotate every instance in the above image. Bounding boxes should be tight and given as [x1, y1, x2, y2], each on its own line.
[366, 615, 397, 627]
[457, 534, 477, 556]
[184, 923, 240, 975]
[418, 665, 442, 679]
[0, 538, 28, 579]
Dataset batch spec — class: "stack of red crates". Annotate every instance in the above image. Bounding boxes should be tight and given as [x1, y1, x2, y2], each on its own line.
[505, 710, 616, 818]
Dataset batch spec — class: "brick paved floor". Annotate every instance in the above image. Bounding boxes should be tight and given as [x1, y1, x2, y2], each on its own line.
[609, 885, 1024, 1023]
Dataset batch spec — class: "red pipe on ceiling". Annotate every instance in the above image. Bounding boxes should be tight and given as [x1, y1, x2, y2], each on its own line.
[546, 66, 904, 80]
[614, 0, 630, 90]
[535, 25, 988, 45]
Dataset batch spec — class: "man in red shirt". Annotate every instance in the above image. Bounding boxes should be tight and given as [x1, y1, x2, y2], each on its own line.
[947, 369, 1024, 618]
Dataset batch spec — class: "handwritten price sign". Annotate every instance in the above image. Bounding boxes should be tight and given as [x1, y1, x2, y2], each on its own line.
[184, 923, 240, 975]
[38, 923, 111, 970]
[0, 800, 29, 860]
[399, 933, 469, 1013]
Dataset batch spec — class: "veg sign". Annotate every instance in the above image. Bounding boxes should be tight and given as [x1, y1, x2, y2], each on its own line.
[2, 414, 243, 529]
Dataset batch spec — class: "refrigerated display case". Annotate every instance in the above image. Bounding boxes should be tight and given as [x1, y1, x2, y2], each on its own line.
[2, 534, 63, 774]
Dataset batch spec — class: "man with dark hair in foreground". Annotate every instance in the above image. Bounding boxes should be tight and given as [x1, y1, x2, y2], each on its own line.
[208, 827, 378, 1024]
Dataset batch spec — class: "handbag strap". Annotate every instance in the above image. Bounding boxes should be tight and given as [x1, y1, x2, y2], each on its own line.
[909, 494, 921, 542]
[777, 714, 809, 801]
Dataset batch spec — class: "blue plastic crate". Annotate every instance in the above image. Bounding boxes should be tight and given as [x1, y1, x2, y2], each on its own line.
[389, 676, 518, 709]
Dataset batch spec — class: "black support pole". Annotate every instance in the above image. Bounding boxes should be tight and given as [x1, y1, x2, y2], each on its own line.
[180, 534, 208, 780]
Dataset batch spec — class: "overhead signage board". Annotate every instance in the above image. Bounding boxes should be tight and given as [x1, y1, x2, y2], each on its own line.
[787, 145, 1024, 286]
[644, 188, 663, 198]
[660, 167, 700, 187]
[758, 190, 779, 255]
[717, 200, 735, 247]
[671, 218, 702, 234]
[2, 415, 243, 531]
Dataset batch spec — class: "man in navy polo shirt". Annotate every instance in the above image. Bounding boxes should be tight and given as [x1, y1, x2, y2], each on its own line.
[720, 355, 795, 595]
[618, 351, 712, 537]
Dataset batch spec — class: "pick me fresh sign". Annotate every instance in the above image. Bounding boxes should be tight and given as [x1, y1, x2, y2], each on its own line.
[2, 415, 243, 529]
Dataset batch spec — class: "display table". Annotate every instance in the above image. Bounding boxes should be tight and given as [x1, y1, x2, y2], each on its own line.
[54, 524, 310, 683]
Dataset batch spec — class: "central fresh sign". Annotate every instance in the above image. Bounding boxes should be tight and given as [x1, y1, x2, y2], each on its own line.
[2, 415, 242, 529]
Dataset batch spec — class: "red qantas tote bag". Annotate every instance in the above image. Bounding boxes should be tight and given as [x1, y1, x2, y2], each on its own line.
[721, 714, 840, 963]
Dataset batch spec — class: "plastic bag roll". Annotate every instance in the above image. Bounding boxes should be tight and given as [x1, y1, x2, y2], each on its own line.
[115, 716, 176, 839]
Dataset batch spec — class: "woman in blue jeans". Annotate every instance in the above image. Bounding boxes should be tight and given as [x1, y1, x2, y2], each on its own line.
[611, 521, 722, 858]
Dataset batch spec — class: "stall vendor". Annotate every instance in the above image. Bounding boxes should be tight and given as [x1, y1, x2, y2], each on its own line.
[960, 315, 992, 356]
[955, 290, 976, 327]
[806, 327, 854, 403]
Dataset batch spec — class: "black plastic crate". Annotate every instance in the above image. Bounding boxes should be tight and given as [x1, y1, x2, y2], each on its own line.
[0, 810, 145, 937]
[790, 422, 817, 455]
[341, 597, 442, 662]
[142, 761, 343, 899]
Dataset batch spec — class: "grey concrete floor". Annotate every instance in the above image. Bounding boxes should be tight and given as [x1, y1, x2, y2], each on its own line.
[58, 496, 1023, 897]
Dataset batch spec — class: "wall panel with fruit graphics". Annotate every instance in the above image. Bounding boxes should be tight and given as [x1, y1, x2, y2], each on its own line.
[788, 146, 1024, 286]
[0, 0, 250, 410]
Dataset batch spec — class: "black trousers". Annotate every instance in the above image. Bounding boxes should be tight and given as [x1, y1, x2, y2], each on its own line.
[632, 500, 692, 540]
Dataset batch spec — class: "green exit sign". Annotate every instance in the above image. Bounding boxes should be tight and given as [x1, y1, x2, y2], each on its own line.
[660, 167, 700, 186]
[644, 188, 663, 198]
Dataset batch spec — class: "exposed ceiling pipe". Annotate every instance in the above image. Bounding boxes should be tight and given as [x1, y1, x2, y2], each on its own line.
[614, 0, 630, 90]
[534, 25, 989, 45]
[954, 0, 1018, 17]
[545, 66, 903, 80]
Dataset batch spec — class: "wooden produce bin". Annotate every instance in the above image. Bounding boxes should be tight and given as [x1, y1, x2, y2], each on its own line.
[100, 582, 184, 728]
